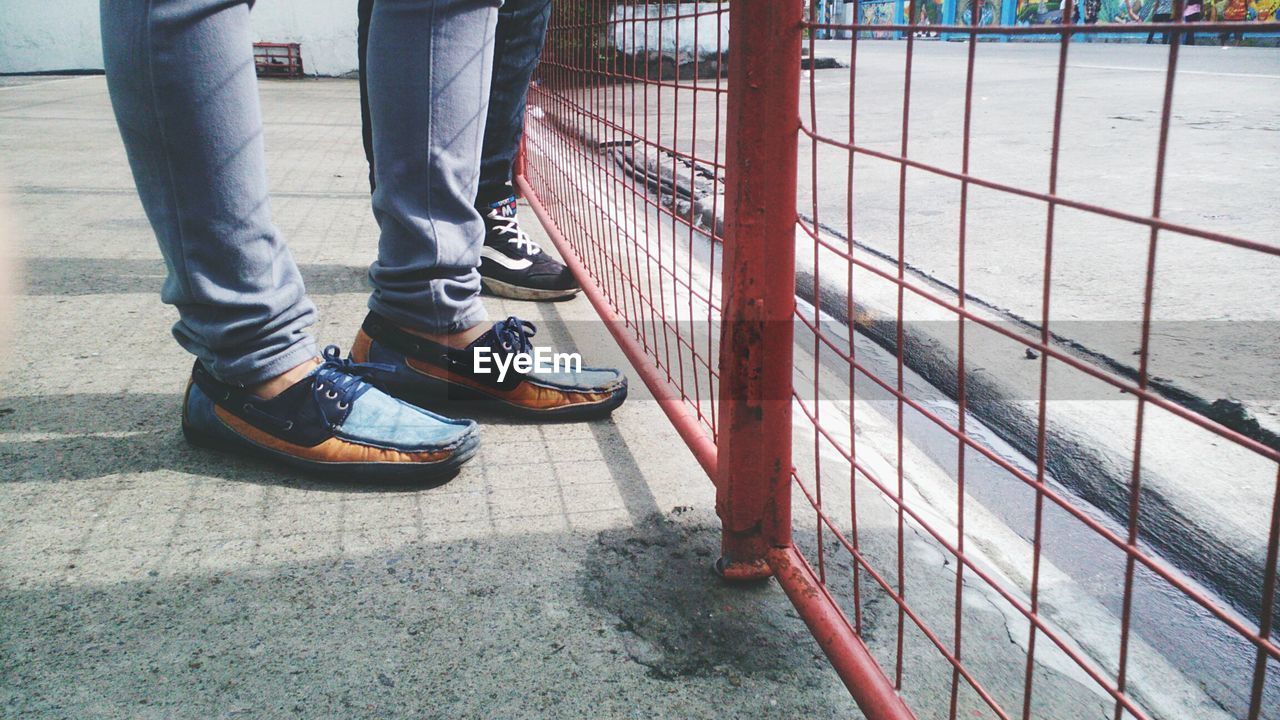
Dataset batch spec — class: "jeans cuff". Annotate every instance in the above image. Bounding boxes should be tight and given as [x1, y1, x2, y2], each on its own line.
[216, 336, 319, 388]
[367, 296, 489, 336]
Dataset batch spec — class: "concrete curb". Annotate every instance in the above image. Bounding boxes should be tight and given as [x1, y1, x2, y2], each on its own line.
[790, 220, 1275, 630]
[530, 97, 1274, 627]
[598, 141, 1274, 631]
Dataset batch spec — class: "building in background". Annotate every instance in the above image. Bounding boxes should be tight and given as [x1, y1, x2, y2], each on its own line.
[0, 0, 361, 76]
[2, 0, 1276, 76]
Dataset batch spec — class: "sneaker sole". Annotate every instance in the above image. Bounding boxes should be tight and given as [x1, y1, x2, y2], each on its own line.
[481, 276, 582, 302]
[387, 372, 628, 422]
[182, 419, 480, 485]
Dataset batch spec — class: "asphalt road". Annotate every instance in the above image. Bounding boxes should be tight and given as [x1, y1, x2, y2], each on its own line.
[801, 39, 1280, 428]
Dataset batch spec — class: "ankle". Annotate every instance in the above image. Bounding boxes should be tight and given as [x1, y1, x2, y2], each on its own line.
[400, 321, 488, 350]
[247, 357, 321, 400]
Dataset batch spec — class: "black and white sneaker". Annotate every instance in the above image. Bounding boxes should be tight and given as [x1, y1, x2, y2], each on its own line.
[479, 196, 581, 301]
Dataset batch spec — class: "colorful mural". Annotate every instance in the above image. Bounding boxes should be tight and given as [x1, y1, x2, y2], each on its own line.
[858, 0, 897, 37]
[958, 0, 1003, 24]
[842, 0, 1275, 39]
[1245, 0, 1279, 21]
[1015, 0, 1067, 23]
[1014, 0, 1280, 23]
[905, 0, 946, 25]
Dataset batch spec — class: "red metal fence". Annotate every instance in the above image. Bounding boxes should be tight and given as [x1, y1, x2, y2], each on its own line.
[516, 1, 1279, 717]
[253, 42, 304, 78]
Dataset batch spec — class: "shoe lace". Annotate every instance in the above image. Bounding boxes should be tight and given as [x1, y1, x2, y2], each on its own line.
[487, 316, 537, 356]
[314, 345, 396, 406]
[239, 346, 395, 432]
[487, 205, 542, 256]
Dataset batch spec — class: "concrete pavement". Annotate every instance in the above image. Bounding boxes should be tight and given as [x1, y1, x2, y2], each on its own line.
[0, 75, 854, 719]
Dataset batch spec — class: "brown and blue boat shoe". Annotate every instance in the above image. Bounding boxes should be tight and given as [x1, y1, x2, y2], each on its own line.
[182, 345, 479, 483]
[349, 312, 628, 421]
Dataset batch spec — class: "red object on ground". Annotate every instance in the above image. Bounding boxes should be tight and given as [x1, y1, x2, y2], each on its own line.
[254, 42, 303, 78]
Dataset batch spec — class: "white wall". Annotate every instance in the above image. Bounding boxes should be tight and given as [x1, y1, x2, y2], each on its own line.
[244, 1, 361, 77]
[610, 3, 730, 57]
[0, 0, 362, 76]
[0, 0, 105, 73]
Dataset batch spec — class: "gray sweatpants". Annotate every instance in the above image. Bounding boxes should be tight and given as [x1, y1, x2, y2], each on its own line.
[101, 0, 496, 386]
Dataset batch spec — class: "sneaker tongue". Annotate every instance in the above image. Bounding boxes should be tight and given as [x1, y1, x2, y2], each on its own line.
[487, 196, 518, 219]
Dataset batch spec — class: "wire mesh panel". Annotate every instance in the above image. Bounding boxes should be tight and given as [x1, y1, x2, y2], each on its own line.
[519, 0, 1280, 718]
[520, 0, 730, 474]
[794, 3, 1280, 719]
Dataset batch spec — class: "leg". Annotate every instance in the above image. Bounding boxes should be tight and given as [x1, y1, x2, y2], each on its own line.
[102, 0, 480, 482]
[358, 0, 553, 203]
[476, 0, 553, 207]
[358, 0, 377, 191]
[100, 0, 316, 386]
[352, 0, 625, 419]
[365, 0, 498, 335]
[473, 0, 579, 301]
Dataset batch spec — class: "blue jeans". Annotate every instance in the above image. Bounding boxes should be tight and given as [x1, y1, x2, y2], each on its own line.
[101, 0, 497, 386]
[358, 0, 551, 206]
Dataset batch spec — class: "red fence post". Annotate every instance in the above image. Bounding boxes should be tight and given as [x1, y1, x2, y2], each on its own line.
[714, 0, 804, 581]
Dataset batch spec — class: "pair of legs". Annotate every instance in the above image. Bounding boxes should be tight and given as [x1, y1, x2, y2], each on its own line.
[102, 0, 625, 482]
[358, 0, 550, 206]
[1147, 20, 1199, 45]
[1183, 12, 1202, 45]
[360, 0, 579, 302]
[1147, 12, 1172, 43]
[1145, 12, 1197, 44]
[103, 0, 494, 386]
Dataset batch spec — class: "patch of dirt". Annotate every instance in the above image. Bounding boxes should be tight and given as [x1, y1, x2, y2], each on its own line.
[580, 514, 860, 683]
